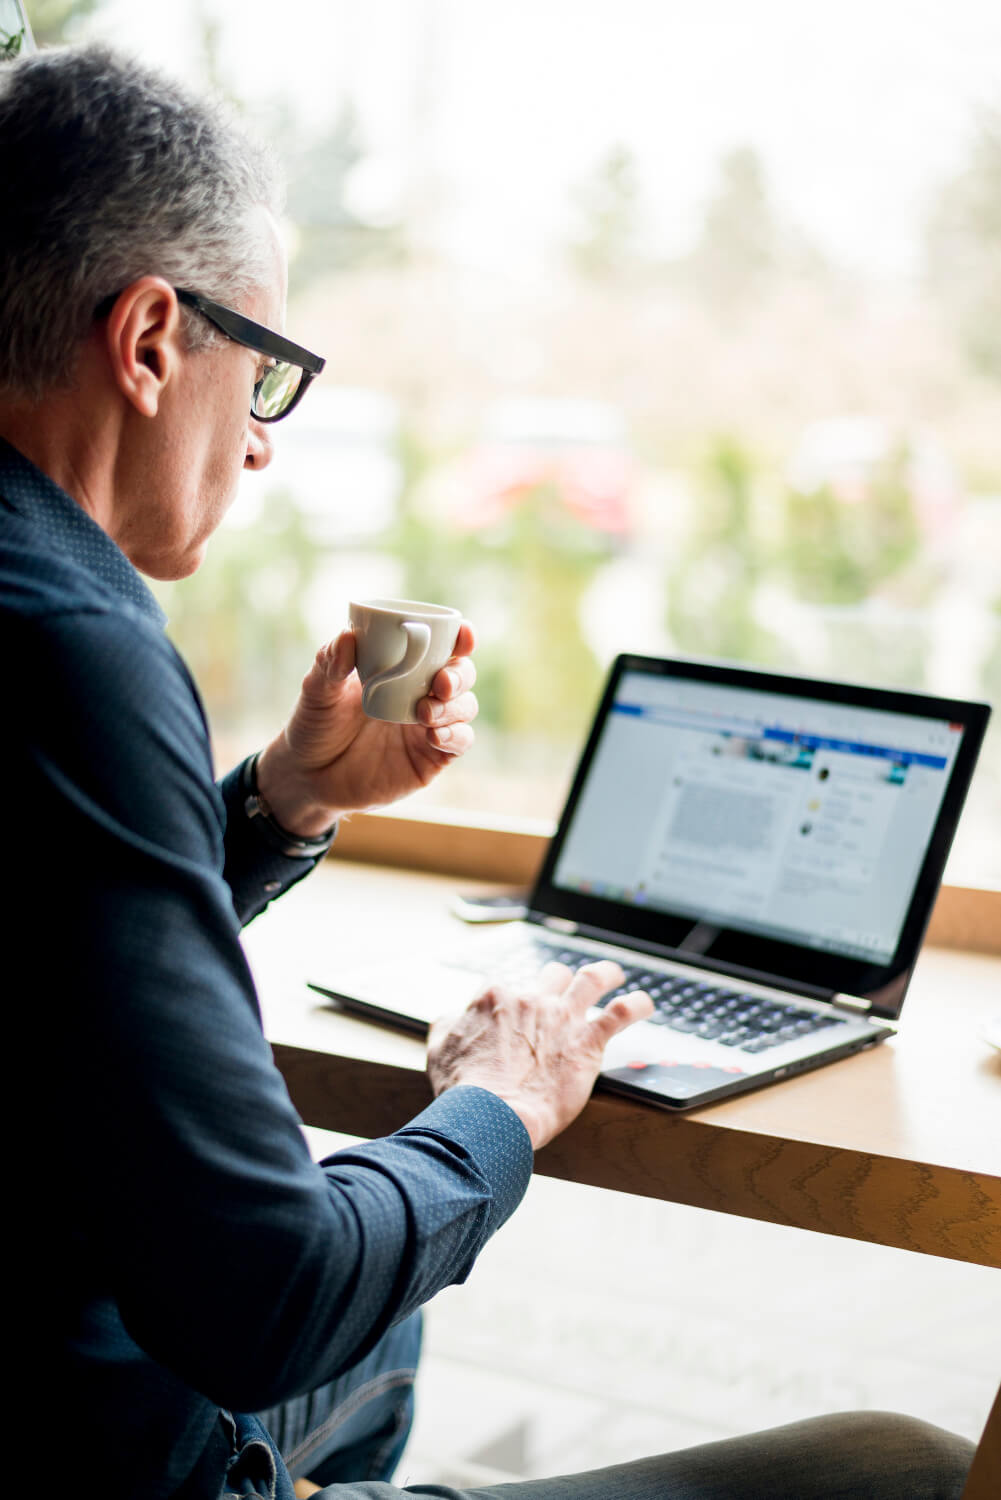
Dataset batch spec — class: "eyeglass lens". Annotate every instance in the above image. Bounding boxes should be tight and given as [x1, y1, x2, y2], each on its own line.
[253, 362, 303, 420]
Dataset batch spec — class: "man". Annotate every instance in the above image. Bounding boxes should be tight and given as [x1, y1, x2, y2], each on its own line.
[1, 40, 975, 1500]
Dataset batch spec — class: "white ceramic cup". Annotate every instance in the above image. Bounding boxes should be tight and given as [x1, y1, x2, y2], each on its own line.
[348, 597, 462, 724]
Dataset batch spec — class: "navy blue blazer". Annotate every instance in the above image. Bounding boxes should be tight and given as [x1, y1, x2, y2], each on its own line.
[0, 438, 532, 1499]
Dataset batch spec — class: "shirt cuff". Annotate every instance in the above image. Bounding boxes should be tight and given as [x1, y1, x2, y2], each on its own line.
[219, 758, 331, 924]
[395, 1085, 534, 1235]
[239, 751, 338, 859]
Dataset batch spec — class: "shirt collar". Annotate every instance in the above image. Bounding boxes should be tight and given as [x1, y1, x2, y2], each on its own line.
[0, 435, 166, 627]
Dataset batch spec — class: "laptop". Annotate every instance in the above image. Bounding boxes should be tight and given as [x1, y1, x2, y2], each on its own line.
[310, 654, 990, 1111]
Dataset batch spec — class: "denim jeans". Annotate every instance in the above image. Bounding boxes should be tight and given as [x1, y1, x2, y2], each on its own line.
[221, 1313, 974, 1500]
[222, 1313, 423, 1498]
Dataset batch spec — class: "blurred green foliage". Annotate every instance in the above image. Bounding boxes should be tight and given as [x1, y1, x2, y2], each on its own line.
[16, 1, 991, 831]
[666, 435, 780, 663]
[780, 447, 920, 605]
[569, 144, 642, 280]
[284, 105, 407, 294]
[467, 485, 609, 742]
[0, 25, 25, 58]
[390, 445, 612, 749]
[153, 490, 320, 739]
[23, 0, 99, 44]
[686, 148, 782, 313]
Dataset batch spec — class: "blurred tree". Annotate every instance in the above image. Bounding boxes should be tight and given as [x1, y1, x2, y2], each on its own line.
[687, 147, 781, 313]
[666, 435, 779, 663]
[21, 0, 99, 44]
[472, 483, 608, 741]
[925, 111, 1001, 381]
[285, 104, 406, 295]
[568, 144, 642, 280]
[177, 6, 404, 291]
[780, 446, 920, 605]
[191, 0, 239, 105]
[390, 441, 611, 748]
[154, 490, 321, 747]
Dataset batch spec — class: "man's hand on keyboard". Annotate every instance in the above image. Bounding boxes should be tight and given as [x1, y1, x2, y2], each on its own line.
[426, 960, 653, 1150]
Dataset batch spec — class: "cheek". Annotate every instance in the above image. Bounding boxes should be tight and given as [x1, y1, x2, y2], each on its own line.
[209, 406, 252, 487]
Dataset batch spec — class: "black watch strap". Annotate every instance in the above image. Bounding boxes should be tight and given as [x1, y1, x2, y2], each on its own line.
[241, 753, 337, 860]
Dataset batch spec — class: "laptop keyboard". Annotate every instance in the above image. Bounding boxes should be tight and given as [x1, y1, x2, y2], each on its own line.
[460, 934, 847, 1054]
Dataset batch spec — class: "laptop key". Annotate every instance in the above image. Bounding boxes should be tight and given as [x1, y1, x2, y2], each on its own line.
[718, 1028, 757, 1046]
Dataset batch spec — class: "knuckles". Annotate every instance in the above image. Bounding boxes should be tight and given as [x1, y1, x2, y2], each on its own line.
[471, 983, 506, 1014]
[466, 964, 638, 1033]
[604, 991, 652, 1026]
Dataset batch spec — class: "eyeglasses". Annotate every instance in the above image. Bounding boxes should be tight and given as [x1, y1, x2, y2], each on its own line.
[94, 287, 326, 422]
[175, 289, 325, 422]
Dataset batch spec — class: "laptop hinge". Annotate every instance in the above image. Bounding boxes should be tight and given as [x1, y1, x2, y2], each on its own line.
[832, 992, 872, 1015]
[541, 916, 578, 935]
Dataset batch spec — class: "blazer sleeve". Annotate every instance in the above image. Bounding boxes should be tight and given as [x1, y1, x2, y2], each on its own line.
[217, 756, 331, 926]
[15, 604, 534, 1413]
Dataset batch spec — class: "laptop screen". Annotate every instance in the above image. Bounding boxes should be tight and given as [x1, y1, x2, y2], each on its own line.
[535, 656, 990, 1012]
[552, 669, 965, 965]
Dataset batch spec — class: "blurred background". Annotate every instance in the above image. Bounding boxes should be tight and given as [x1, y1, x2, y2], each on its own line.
[30, 0, 1001, 880]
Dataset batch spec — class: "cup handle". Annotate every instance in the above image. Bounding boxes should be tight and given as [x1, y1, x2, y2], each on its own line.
[361, 621, 432, 715]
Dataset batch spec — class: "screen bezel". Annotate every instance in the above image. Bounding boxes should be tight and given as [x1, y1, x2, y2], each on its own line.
[530, 654, 991, 1018]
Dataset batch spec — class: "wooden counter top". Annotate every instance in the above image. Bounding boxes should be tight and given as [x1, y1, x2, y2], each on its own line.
[244, 857, 1001, 1269]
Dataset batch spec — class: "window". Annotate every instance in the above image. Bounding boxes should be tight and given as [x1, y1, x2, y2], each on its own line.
[64, 0, 1000, 883]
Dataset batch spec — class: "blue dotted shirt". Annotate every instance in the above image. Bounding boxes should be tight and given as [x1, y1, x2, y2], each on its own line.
[0, 438, 533, 1499]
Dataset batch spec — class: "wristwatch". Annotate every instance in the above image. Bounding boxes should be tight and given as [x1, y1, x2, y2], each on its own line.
[241, 752, 337, 860]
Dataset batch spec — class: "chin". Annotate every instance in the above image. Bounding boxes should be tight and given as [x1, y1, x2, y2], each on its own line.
[172, 545, 210, 580]
[135, 542, 209, 582]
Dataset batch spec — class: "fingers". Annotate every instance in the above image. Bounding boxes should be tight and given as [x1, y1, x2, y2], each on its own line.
[451, 620, 475, 658]
[536, 960, 576, 993]
[536, 959, 646, 1010]
[422, 689, 478, 732]
[314, 630, 355, 683]
[426, 655, 477, 709]
[560, 959, 652, 1038]
[566, 959, 624, 1005]
[414, 620, 477, 741]
[420, 669, 478, 754]
[424, 677, 477, 716]
[435, 958, 646, 1064]
[589, 986, 654, 1042]
[427, 720, 475, 756]
[427, 955, 651, 1150]
[311, 621, 473, 700]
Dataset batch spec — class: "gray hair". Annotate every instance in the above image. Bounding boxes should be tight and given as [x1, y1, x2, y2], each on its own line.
[0, 44, 283, 399]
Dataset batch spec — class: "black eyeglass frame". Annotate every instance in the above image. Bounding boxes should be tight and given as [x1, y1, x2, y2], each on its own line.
[94, 287, 326, 423]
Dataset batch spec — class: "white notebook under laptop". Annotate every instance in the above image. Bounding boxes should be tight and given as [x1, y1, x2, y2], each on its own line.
[310, 654, 989, 1111]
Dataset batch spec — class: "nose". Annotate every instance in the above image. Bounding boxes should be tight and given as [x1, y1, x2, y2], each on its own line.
[244, 417, 274, 472]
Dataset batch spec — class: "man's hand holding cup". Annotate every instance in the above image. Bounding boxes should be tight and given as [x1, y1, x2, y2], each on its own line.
[255, 598, 477, 836]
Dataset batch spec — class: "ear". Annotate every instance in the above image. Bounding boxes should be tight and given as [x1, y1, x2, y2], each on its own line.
[100, 278, 183, 419]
